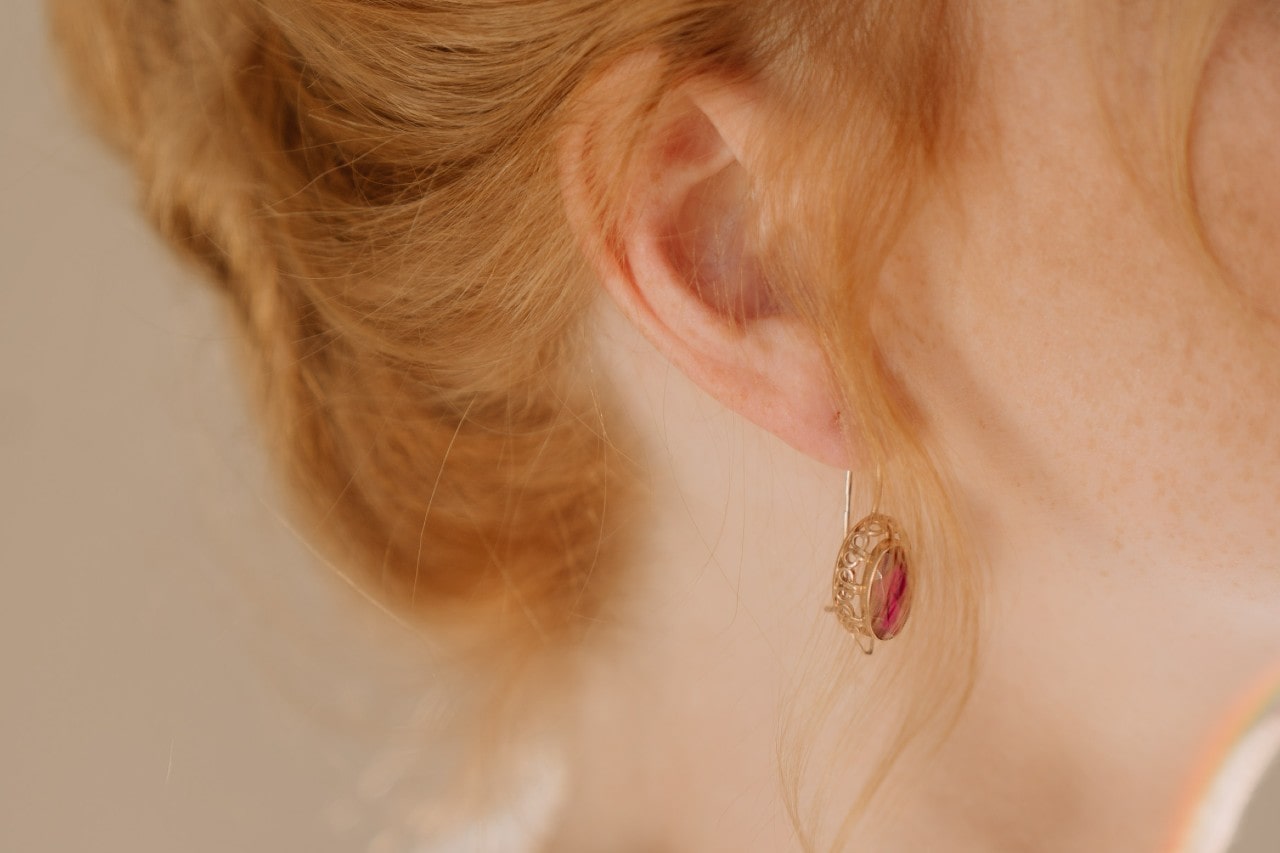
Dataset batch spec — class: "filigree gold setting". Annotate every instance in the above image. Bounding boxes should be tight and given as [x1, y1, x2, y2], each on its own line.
[826, 511, 911, 655]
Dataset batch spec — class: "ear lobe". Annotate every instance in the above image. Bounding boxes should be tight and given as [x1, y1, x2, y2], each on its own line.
[559, 58, 850, 469]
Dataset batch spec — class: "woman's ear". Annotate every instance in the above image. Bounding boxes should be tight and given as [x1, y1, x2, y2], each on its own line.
[559, 55, 849, 469]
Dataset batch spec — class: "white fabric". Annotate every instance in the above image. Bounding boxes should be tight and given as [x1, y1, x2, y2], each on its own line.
[1176, 710, 1280, 853]
[409, 742, 568, 853]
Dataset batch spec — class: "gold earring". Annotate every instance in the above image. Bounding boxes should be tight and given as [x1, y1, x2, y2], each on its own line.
[826, 469, 913, 655]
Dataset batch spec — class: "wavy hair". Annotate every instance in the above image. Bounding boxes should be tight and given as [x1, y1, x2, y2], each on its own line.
[49, 0, 1229, 846]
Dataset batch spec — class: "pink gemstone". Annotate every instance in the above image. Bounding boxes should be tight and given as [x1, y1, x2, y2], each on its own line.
[868, 546, 910, 640]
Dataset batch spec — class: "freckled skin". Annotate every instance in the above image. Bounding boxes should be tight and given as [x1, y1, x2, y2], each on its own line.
[564, 5, 1280, 852]
[871, 2, 1280, 850]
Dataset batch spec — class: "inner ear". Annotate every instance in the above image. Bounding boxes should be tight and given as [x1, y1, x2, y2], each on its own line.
[665, 155, 778, 322]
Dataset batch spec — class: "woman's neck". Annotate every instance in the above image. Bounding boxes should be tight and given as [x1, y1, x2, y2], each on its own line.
[547, 491, 1278, 853]
[558, 297, 1280, 852]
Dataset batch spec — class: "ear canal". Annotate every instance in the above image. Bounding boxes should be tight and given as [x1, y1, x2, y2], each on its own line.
[649, 105, 777, 324]
[667, 157, 777, 322]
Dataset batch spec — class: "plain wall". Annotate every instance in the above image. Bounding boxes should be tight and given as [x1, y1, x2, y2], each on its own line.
[1, 3, 438, 851]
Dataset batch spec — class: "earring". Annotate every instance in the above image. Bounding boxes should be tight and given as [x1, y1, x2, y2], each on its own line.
[826, 470, 913, 655]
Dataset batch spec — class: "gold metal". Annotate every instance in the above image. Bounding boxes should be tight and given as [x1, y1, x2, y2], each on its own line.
[825, 466, 910, 654]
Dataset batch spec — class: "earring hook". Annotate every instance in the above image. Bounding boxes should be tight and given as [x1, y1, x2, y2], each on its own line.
[873, 460, 884, 515]
[844, 462, 885, 537]
[842, 470, 853, 537]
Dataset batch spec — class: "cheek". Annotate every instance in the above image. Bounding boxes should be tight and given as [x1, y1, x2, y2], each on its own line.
[1191, 0, 1280, 324]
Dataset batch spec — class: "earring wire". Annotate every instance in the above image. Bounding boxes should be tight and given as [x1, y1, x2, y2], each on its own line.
[843, 462, 885, 537]
[842, 470, 852, 537]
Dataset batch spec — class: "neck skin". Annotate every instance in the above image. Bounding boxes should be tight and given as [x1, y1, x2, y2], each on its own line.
[546, 3, 1280, 851]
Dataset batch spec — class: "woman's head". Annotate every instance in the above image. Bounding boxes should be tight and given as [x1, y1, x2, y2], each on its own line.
[47, 0, 977, 660]
[49, 0, 1280, 846]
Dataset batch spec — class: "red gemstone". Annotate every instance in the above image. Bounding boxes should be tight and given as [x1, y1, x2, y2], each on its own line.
[868, 546, 910, 640]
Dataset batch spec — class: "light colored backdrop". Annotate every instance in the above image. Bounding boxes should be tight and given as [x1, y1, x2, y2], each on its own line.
[2, 2, 1278, 851]
[0, 3, 439, 851]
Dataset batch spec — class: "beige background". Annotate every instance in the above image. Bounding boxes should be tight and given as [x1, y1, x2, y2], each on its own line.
[1, 2, 438, 851]
[2, 1, 1277, 851]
